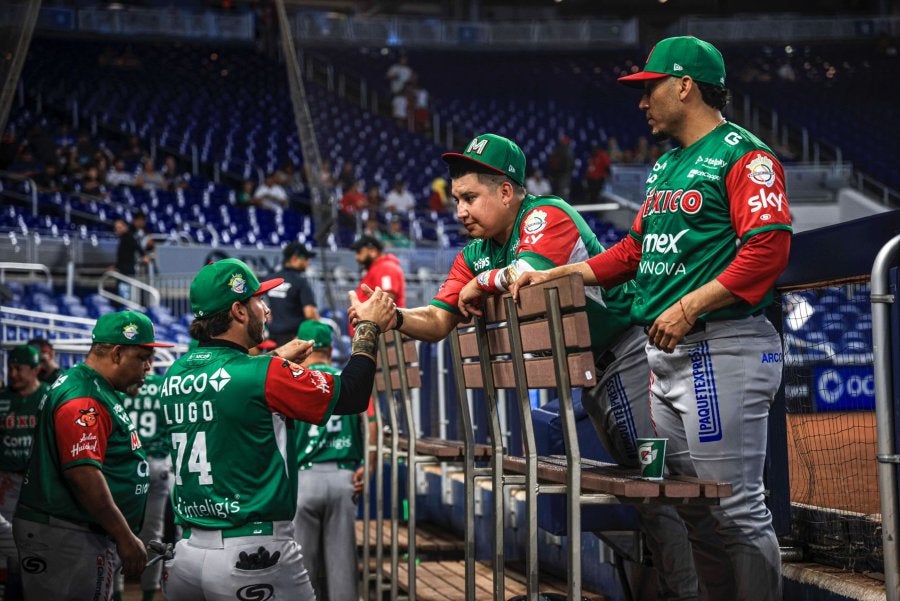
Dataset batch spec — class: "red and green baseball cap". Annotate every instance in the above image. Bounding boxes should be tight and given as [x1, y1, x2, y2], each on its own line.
[8, 344, 40, 367]
[618, 36, 726, 88]
[297, 319, 333, 349]
[442, 133, 527, 187]
[92, 311, 173, 348]
[190, 258, 284, 318]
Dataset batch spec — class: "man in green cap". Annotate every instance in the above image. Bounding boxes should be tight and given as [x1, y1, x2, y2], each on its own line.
[14, 311, 173, 600]
[514, 36, 791, 601]
[162, 258, 394, 601]
[292, 319, 373, 601]
[0, 344, 46, 599]
[352, 132, 698, 599]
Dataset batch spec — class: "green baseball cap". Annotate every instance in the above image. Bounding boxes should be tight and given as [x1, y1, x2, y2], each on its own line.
[190, 258, 284, 318]
[8, 344, 40, 367]
[297, 320, 333, 349]
[92, 311, 173, 348]
[442, 133, 527, 187]
[618, 36, 726, 88]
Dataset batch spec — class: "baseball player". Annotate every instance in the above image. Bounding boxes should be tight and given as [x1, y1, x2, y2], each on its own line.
[292, 319, 374, 601]
[0, 345, 47, 600]
[513, 36, 792, 601]
[14, 311, 173, 601]
[161, 258, 394, 601]
[353, 133, 698, 599]
[114, 372, 171, 601]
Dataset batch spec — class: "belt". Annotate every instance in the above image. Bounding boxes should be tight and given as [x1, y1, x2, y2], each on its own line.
[183, 521, 274, 540]
[594, 349, 616, 373]
[16, 504, 110, 537]
[644, 309, 766, 337]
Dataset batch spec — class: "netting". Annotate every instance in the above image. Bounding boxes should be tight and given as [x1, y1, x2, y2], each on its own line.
[781, 280, 882, 573]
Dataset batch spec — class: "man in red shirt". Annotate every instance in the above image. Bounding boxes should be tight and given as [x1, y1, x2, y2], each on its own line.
[351, 235, 406, 308]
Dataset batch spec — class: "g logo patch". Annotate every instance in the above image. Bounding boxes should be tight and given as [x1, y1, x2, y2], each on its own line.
[21, 556, 47, 574]
[236, 584, 274, 601]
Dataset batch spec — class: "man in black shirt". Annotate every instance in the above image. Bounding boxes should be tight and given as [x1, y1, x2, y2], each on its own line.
[267, 242, 320, 345]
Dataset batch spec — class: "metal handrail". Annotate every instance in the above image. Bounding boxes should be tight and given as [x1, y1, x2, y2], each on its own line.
[98, 270, 161, 309]
[0, 262, 52, 286]
[870, 233, 900, 601]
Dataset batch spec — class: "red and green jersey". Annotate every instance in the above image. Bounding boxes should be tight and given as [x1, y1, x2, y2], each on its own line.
[628, 122, 792, 324]
[431, 194, 635, 352]
[119, 373, 169, 459]
[161, 344, 340, 530]
[0, 382, 47, 472]
[295, 363, 364, 470]
[17, 363, 149, 532]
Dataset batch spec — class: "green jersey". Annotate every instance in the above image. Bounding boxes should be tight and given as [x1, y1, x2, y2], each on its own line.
[161, 342, 340, 529]
[432, 194, 635, 352]
[17, 363, 149, 532]
[119, 373, 169, 458]
[627, 122, 792, 324]
[0, 382, 47, 472]
[296, 363, 364, 470]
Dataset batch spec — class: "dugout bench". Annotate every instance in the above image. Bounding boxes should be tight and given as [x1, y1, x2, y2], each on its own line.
[448, 273, 733, 601]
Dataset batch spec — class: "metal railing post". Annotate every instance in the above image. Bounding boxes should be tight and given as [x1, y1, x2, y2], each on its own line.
[871, 233, 900, 601]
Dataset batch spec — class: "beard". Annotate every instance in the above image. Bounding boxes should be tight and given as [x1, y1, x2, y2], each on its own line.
[248, 308, 266, 347]
[358, 256, 374, 269]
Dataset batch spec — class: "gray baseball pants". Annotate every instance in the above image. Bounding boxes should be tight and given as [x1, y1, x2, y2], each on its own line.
[583, 325, 699, 600]
[647, 314, 783, 601]
[293, 462, 359, 601]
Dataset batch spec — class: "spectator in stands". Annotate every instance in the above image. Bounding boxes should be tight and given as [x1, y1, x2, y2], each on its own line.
[292, 319, 372, 601]
[351, 235, 405, 309]
[113, 218, 141, 301]
[547, 134, 575, 198]
[132, 211, 156, 276]
[337, 161, 357, 193]
[74, 130, 97, 168]
[385, 179, 415, 214]
[162, 155, 189, 190]
[525, 167, 552, 196]
[237, 179, 256, 207]
[512, 36, 791, 601]
[79, 165, 106, 197]
[121, 134, 146, 165]
[366, 184, 384, 212]
[316, 159, 334, 192]
[428, 176, 450, 212]
[54, 124, 76, 149]
[0, 345, 48, 600]
[340, 179, 368, 214]
[391, 88, 410, 129]
[354, 132, 698, 601]
[379, 216, 413, 249]
[585, 143, 611, 203]
[386, 54, 413, 97]
[254, 173, 290, 211]
[631, 136, 651, 163]
[267, 242, 320, 346]
[607, 137, 624, 163]
[8, 147, 42, 178]
[33, 162, 63, 193]
[362, 215, 381, 239]
[274, 162, 306, 196]
[106, 158, 135, 188]
[410, 74, 431, 133]
[14, 311, 171, 599]
[27, 337, 62, 384]
[135, 157, 166, 190]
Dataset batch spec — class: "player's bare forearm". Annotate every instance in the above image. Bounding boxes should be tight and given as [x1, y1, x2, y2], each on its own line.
[397, 305, 461, 342]
[509, 261, 595, 301]
[64, 465, 148, 575]
[648, 280, 739, 353]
